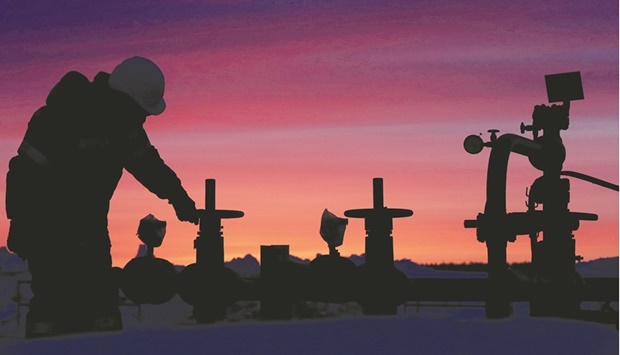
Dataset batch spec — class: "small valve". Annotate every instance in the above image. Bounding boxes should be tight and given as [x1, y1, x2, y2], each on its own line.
[319, 209, 348, 256]
[137, 214, 167, 256]
[520, 122, 529, 134]
[520, 122, 538, 138]
[463, 129, 499, 155]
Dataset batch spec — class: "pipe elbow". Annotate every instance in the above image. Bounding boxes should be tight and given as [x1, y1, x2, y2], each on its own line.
[485, 134, 542, 214]
[493, 134, 541, 157]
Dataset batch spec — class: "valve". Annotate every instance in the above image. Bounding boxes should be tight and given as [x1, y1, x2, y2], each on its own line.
[344, 177, 413, 267]
[121, 214, 178, 305]
[488, 129, 499, 142]
[319, 209, 348, 257]
[309, 209, 357, 303]
[463, 129, 499, 155]
[345, 178, 412, 315]
[178, 178, 245, 323]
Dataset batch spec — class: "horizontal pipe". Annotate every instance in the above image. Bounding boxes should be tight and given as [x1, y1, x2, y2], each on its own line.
[233, 276, 618, 303]
[561, 170, 619, 191]
[404, 277, 619, 302]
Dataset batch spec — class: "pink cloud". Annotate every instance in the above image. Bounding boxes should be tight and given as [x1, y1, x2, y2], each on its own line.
[0, 0, 616, 265]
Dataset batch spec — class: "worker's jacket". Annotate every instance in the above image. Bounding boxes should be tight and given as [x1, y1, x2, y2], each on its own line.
[6, 71, 191, 251]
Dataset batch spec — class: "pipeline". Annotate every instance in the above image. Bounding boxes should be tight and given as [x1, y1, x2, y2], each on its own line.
[484, 134, 542, 215]
[561, 171, 619, 192]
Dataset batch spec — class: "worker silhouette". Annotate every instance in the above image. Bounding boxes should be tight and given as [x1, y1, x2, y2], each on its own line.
[5, 56, 199, 337]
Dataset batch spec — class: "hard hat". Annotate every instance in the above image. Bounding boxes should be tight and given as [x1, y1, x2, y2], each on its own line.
[108, 56, 166, 115]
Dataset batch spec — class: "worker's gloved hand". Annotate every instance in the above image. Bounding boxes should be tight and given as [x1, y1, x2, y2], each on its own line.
[170, 194, 199, 225]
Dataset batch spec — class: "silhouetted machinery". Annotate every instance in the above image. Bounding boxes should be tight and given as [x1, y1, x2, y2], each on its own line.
[117, 72, 617, 326]
[464, 71, 619, 319]
[308, 209, 356, 304]
[121, 214, 178, 305]
[345, 178, 412, 315]
[177, 179, 245, 323]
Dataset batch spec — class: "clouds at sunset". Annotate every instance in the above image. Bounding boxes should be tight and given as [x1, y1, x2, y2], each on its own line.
[0, 0, 617, 265]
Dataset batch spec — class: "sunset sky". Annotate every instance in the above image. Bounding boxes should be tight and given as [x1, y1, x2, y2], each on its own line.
[0, 0, 617, 267]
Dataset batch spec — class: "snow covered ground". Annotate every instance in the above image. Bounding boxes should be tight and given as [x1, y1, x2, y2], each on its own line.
[2, 311, 618, 355]
[0, 249, 617, 354]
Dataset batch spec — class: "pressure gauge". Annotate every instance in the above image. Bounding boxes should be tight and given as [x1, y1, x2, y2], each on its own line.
[464, 134, 484, 154]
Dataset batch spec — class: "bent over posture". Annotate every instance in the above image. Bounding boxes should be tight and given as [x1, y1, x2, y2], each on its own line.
[6, 57, 199, 337]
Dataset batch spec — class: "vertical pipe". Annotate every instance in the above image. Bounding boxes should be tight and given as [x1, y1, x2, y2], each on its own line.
[206, 179, 215, 210]
[197, 178, 223, 267]
[484, 134, 541, 214]
[373, 177, 384, 209]
[481, 134, 540, 319]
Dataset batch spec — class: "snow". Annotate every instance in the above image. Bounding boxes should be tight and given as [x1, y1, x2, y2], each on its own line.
[0, 247, 27, 274]
[1, 311, 617, 355]
[576, 257, 620, 278]
[0, 249, 617, 354]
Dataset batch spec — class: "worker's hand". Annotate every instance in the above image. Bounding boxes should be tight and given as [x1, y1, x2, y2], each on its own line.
[171, 195, 199, 225]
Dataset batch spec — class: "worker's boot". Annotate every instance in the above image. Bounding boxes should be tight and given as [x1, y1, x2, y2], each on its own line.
[25, 312, 64, 338]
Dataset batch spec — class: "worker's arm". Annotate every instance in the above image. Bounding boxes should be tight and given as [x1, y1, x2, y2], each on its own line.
[124, 129, 199, 224]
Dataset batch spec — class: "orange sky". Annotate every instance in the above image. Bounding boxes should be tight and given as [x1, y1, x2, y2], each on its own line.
[0, 0, 617, 267]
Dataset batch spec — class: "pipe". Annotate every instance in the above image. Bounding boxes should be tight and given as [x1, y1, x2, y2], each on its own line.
[561, 171, 619, 192]
[484, 134, 542, 215]
[373, 178, 384, 209]
[206, 178, 216, 210]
